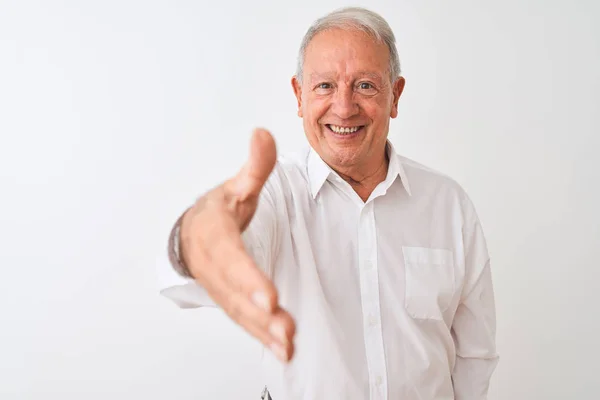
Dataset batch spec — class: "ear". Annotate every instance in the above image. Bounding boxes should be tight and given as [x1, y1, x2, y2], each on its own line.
[390, 76, 406, 119]
[291, 76, 303, 118]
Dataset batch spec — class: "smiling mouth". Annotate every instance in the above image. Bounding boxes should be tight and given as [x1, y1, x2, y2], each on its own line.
[325, 124, 366, 135]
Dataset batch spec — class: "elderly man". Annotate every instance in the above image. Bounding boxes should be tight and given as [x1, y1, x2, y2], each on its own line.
[158, 6, 498, 400]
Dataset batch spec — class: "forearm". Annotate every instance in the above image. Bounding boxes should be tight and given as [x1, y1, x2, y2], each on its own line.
[452, 353, 499, 399]
[451, 261, 499, 399]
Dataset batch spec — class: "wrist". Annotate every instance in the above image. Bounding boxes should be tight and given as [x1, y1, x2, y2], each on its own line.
[168, 210, 193, 279]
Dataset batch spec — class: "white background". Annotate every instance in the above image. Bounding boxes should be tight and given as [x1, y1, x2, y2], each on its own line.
[1, 0, 599, 399]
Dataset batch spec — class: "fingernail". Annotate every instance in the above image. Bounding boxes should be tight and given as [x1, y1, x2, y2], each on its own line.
[269, 322, 287, 345]
[270, 343, 288, 362]
[252, 291, 271, 312]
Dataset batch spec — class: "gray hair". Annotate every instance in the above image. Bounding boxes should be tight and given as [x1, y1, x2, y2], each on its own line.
[295, 7, 401, 84]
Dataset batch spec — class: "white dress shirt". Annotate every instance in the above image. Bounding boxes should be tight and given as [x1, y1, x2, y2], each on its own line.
[157, 140, 499, 400]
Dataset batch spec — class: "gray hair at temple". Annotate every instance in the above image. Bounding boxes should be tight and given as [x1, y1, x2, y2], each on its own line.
[295, 7, 402, 84]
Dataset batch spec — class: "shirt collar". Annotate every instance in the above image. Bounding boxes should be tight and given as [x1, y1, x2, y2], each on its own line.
[306, 140, 412, 199]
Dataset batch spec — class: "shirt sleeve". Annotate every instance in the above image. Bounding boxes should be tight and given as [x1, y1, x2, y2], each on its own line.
[156, 165, 282, 309]
[451, 194, 500, 399]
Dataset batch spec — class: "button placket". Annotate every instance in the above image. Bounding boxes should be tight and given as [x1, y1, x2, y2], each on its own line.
[358, 202, 387, 400]
[368, 314, 378, 327]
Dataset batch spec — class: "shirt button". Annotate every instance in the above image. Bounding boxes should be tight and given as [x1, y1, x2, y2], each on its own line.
[376, 376, 383, 386]
[368, 315, 378, 327]
[364, 260, 373, 269]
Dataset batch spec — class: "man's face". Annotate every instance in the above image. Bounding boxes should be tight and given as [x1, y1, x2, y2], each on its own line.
[292, 28, 405, 170]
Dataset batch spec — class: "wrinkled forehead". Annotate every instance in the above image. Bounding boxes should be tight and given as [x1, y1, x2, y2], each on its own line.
[303, 28, 390, 82]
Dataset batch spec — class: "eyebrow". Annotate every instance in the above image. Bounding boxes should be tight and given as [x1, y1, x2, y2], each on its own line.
[355, 71, 384, 82]
[308, 71, 385, 84]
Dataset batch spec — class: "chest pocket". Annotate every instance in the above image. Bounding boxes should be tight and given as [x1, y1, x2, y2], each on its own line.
[402, 246, 455, 321]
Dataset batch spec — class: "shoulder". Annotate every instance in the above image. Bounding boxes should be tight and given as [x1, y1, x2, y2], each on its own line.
[395, 153, 481, 220]
[397, 154, 468, 199]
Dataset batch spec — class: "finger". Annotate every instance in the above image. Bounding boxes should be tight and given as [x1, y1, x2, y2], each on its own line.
[194, 205, 279, 316]
[192, 215, 296, 362]
[218, 290, 296, 363]
[208, 230, 296, 358]
[229, 295, 296, 350]
[268, 307, 297, 360]
[218, 242, 279, 313]
[243, 307, 296, 363]
[240, 309, 294, 363]
[233, 128, 277, 201]
[204, 217, 278, 311]
[202, 248, 296, 362]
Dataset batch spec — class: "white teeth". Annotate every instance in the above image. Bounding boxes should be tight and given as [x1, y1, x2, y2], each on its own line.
[329, 125, 361, 134]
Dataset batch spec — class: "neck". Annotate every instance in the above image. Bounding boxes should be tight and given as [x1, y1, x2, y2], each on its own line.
[333, 148, 389, 202]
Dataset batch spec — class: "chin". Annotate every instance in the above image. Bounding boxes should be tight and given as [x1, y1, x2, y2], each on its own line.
[325, 146, 363, 167]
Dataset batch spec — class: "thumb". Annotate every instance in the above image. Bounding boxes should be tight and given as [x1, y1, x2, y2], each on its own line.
[235, 128, 277, 201]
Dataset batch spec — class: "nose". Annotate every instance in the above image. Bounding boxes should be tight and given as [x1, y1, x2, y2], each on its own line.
[331, 86, 359, 119]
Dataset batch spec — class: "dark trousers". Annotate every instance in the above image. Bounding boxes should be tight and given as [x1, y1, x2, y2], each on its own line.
[260, 386, 272, 399]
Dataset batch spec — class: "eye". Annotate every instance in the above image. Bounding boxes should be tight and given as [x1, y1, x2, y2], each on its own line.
[356, 81, 378, 95]
[314, 82, 333, 94]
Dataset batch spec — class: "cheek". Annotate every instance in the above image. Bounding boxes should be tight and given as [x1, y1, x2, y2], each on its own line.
[363, 105, 386, 125]
[306, 102, 328, 123]
[368, 97, 392, 123]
